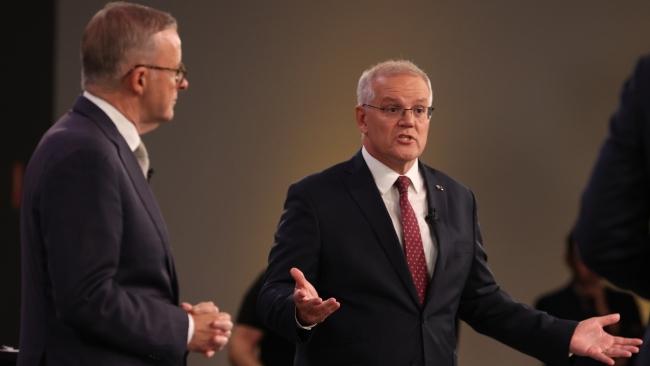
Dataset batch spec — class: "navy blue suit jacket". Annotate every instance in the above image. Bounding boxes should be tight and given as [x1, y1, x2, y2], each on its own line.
[575, 55, 650, 363]
[19, 96, 188, 365]
[259, 152, 576, 366]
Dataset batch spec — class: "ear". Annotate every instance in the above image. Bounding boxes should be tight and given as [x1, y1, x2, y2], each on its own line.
[125, 67, 146, 95]
[355, 105, 368, 134]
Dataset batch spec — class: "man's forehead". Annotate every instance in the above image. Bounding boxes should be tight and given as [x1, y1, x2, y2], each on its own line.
[373, 74, 431, 101]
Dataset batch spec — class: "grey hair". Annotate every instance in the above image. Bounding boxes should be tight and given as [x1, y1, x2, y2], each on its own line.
[356, 59, 432, 105]
[81, 1, 177, 89]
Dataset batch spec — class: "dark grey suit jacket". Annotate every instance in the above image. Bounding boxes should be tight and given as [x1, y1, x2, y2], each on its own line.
[19, 96, 188, 365]
[259, 152, 576, 366]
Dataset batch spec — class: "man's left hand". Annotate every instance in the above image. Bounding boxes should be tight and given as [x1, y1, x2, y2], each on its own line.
[570, 313, 643, 365]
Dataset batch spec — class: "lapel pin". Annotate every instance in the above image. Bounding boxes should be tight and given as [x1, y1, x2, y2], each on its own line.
[435, 184, 444, 191]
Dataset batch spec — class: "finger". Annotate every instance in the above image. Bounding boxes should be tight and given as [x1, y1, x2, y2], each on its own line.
[608, 344, 640, 354]
[213, 335, 229, 348]
[198, 306, 220, 315]
[217, 312, 231, 321]
[294, 289, 314, 302]
[604, 348, 632, 358]
[210, 319, 234, 331]
[290, 267, 309, 289]
[618, 345, 640, 353]
[181, 302, 193, 311]
[203, 350, 215, 358]
[295, 292, 322, 306]
[213, 329, 232, 338]
[596, 313, 620, 327]
[196, 301, 219, 313]
[589, 352, 614, 366]
[611, 336, 643, 346]
[318, 298, 341, 314]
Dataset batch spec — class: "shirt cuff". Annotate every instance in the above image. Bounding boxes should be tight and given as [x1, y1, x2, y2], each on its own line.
[187, 313, 195, 344]
[295, 308, 317, 330]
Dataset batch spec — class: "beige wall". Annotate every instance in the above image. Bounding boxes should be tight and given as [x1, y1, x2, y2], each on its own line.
[56, 1, 650, 365]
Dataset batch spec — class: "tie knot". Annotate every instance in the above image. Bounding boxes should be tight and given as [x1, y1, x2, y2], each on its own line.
[395, 175, 411, 195]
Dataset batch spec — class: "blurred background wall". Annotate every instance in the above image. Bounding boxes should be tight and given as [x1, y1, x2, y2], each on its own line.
[6, 1, 650, 365]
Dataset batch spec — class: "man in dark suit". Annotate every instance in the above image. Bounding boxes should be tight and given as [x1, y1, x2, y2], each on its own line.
[18, 3, 232, 365]
[259, 59, 642, 366]
[575, 54, 650, 365]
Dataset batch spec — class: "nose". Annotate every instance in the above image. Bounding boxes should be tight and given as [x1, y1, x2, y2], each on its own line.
[178, 77, 189, 90]
[398, 109, 416, 126]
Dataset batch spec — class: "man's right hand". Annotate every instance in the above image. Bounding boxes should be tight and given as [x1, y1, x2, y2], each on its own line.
[182, 301, 233, 358]
[291, 267, 340, 327]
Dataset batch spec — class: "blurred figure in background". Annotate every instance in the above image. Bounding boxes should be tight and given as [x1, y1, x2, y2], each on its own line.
[229, 271, 295, 366]
[535, 232, 644, 366]
[575, 54, 650, 364]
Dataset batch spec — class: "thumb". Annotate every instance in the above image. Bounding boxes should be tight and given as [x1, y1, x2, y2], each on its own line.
[181, 302, 193, 312]
[597, 313, 620, 327]
[290, 267, 307, 288]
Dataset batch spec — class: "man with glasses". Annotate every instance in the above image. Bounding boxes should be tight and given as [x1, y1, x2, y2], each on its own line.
[19, 3, 231, 365]
[259, 59, 642, 365]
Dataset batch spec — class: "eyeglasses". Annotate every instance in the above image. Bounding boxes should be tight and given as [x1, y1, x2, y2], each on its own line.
[130, 63, 188, 85]
[363, 103, 434, 120]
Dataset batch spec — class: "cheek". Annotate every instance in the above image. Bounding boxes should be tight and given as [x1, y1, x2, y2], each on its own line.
[418, 125, 430, 143]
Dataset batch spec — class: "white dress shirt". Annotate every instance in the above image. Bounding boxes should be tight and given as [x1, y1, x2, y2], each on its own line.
[362, 147, 437, 277]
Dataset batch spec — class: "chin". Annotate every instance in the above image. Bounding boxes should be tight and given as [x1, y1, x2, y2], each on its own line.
[394, 149, 421, 162]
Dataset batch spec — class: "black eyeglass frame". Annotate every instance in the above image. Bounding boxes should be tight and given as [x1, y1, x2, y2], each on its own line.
[362, 103, 434, 119]
[130, 63, 187, 84]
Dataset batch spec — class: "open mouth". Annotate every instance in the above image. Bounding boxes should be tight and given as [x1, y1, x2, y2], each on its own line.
[397, 134, 415, 143]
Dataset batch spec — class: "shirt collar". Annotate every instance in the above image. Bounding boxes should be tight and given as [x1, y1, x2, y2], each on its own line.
[83, 91, 141, 152]
[361, 146, 423, 195]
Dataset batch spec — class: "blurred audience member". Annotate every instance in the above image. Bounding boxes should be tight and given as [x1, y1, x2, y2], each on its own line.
[575, 54, 650, 364]
[535, 233, 644, 366]
[229, 272, 295, 366]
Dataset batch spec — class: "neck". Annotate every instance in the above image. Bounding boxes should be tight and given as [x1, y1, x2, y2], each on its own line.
[86, 85, 157, 135]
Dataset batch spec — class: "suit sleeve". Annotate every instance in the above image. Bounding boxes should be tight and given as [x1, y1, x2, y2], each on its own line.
[258, 182, 319, 343]
[458, 193, 577, 365]
[574, 56, 650, 299]
[39, 147, 188, 363]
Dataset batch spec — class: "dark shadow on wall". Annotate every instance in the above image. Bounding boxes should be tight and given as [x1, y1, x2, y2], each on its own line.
[1, 0, 54, 350]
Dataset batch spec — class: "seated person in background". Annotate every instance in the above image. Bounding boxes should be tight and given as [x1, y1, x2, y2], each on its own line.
[535, 232, 645, 366]
[229, 272, 295, 366]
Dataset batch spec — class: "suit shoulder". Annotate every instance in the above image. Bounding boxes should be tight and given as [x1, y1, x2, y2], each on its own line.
[40, 112, 113, 155]
[421, 163, 474, 196]
[28, 112, 118, 178]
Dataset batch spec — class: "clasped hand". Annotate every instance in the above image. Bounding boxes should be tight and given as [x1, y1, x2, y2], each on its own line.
[182, 301, 233, 358]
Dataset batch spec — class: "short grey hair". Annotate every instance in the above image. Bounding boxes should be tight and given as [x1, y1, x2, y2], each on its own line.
[81, 1, 177, 89]
[356, 59, 432, 105]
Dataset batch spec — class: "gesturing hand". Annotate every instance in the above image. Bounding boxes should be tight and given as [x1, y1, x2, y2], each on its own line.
[291, 267, 340, 327]
[570, 313, 643, 365]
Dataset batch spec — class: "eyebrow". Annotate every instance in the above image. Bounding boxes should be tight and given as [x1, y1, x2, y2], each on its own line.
[380, 97, 429, 104]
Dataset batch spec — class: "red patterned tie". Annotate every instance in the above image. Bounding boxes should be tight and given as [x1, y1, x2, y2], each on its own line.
[395, 176, 429, 305]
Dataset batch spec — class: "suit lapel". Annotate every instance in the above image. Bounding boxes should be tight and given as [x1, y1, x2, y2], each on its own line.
[420, 163, 451, 310]
[343, 152, 421, 306]
[73, 96, 179, 302]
